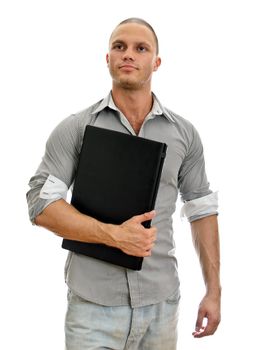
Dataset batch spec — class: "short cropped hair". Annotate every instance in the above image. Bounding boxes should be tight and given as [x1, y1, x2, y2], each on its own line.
[112, 17, 159, 55]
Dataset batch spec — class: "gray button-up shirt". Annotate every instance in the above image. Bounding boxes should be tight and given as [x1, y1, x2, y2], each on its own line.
[27, 92, 217, 307]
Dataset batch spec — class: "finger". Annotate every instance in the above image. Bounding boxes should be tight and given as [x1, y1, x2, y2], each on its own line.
[145, 242, 155, 251]
[131, 210, 156, 224]
[193, 317, 219, 338]
[144, 249, 152, 257]
[195, 310, 205, 334]
[145, 226, 157, 239]
[192, 326, 205, 337]
[144, 242, 156, 255]
[127, 247, 153, 258]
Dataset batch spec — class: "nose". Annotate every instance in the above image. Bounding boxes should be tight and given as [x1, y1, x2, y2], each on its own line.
[122, 48, 135, 61]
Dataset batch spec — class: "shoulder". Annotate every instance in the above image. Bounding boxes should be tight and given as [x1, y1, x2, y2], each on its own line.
[58, 99, 103, 133]
[163, 106, 199, 144]
[72, 99, 103, 128]
[47, 99, 103, 148]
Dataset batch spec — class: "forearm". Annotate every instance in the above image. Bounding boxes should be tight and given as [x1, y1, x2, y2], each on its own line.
[35, 199, 117, 246]
[191, 215, 221, 296]
[35, 199, 157, 257]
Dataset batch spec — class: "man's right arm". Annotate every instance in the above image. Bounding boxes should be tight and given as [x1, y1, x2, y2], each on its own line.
[35, 199, 157, 258]
[28, 114, 156, 258]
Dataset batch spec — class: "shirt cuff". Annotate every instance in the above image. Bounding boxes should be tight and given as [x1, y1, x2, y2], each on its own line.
[40, 174, 68, 200]
[180, 191, 218, 221]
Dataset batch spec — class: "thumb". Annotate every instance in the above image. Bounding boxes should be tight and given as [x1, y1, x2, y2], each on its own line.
[131, 210, 156, 224]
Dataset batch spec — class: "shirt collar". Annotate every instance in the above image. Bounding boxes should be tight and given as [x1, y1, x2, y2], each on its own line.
[91, 91, 175, 123]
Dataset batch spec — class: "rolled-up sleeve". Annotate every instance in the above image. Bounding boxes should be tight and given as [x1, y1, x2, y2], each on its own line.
[26, 114, 82, 223]
[178, 124, 218, 222]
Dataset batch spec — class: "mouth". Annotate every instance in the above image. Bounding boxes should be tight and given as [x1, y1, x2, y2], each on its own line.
[119, 64, 138, 71]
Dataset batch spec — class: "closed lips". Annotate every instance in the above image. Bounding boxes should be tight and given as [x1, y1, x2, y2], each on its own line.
[119, 65, 138, 69]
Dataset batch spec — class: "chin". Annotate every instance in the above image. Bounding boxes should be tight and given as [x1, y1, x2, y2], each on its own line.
[116, 78, 143, 90]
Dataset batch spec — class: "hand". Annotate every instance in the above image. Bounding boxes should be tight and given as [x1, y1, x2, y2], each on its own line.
[114, 210, 157, 257]
[192, 293, 221, 338]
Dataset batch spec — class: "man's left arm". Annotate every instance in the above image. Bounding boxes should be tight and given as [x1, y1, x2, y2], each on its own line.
[190, 214, 221, 338]
[177, 122, 221, 337]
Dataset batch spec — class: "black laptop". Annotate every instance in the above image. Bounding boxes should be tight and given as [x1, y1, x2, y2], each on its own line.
[62, 125, 167, 270]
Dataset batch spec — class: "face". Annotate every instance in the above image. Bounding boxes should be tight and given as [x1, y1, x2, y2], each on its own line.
[106, 23, 161, 91]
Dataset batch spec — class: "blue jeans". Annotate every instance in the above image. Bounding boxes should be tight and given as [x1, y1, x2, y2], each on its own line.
[65, 288, 180, 350]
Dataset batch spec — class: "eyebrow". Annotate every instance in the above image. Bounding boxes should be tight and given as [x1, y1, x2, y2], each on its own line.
[111, 39, 152, 49]
[111, 40, 125, 46]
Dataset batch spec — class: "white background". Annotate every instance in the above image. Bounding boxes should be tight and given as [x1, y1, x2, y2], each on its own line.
[1, 0, 258, 349]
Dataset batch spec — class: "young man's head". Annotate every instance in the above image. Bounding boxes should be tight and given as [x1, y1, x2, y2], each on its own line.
[106, 18, 161, 91]
[110, 18, 159, 55]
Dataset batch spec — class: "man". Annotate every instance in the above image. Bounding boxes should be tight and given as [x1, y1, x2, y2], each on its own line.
[27, 18, 221, 349]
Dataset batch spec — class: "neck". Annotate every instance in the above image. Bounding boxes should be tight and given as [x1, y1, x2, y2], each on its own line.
[111, 86, 153, 134]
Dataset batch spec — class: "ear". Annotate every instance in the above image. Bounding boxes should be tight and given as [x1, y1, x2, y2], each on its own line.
[153, 56, 161, 72]
[106, 53, 109, 66]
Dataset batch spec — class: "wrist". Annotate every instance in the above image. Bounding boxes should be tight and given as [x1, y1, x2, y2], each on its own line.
[205, 284, 222, 298]
[97, 221, 119, 248]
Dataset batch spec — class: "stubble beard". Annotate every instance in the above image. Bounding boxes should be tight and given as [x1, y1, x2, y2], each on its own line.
[109, 66, 149, 91]
[112, 73, 152, 91]
[114, 78, 143, 91]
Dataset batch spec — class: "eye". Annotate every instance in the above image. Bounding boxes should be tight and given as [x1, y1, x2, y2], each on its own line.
[137, 46, 147, 53]
[113, 43, 125, 51]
